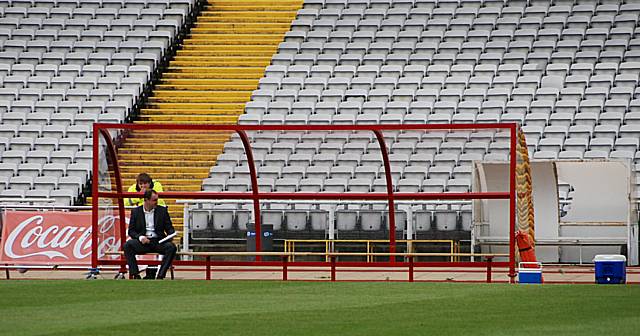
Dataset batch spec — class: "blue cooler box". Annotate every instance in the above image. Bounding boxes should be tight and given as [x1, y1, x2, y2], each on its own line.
[518, 262, 543, 284]
[594, 255, 626, 284]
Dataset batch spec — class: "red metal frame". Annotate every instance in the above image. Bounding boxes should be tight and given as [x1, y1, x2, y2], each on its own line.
[91, 123, 519, 282]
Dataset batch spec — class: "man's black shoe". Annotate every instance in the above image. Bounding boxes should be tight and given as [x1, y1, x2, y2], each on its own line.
[132, 274, 142, 280]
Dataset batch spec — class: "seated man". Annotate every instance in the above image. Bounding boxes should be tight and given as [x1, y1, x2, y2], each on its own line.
[125, 172, 166, 207]
[123, 189, 176, 279]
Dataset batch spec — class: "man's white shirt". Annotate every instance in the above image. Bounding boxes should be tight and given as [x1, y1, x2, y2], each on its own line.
[140, 207, 157, 240]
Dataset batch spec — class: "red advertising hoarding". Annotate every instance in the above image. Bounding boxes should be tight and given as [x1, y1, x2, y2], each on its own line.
[0, 211, 123, 265]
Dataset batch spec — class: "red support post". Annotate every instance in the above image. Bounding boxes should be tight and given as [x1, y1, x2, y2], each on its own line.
[408, 256, 414, 282]
[373, 130, 396, 262]
[508, 125, 517, 283]
[282, 256, 288, 281]
[206, 256, 211, 280]
[99, 129, 127, 274]
[330, 256, 336, 282]
[91, 124, 99, 270]
[237, 130, 262, 261]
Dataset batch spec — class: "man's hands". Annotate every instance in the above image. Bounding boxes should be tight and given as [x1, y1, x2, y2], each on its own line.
[139, 236, 150, 244]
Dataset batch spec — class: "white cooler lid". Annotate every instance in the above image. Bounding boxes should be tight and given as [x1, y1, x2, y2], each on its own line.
[593, 254, 626, 262]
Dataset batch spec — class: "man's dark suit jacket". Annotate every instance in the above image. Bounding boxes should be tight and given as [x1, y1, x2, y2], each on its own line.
[128, 205, 175, 241]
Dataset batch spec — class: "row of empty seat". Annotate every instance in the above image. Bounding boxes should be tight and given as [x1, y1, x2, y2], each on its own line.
[0, 0, 194, 10]
[0, 5, 187, 20]
[297, 3, 640, 18]
[0, 160, 89, 205]
[302, 0, 639, 12]
[241, 107, 640, 128]
[191, 203, 470, 236]
[247, 88, 640, 109]
[0, 148, 93, 163]
[0, 63, 150, 76]
[209, 162, 471, 182]
[1, 111, 126, 127]
[0, 18, 180, 32]
[204, 176, 472, 193]
[264, 63, 640, 78]
[1, 40, 167, 55]
[0, 50, 162, 68]
[1, 133, 92, 149]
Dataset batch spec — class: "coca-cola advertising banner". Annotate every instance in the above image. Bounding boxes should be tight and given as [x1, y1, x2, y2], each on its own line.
[0, 210, 124, 265]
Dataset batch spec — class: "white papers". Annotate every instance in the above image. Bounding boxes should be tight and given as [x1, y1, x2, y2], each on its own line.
[158, 232, 177, 244]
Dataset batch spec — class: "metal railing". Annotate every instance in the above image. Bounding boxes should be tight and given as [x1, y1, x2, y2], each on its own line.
[99, 250, 508, 283]
[283, 239, 457, 263]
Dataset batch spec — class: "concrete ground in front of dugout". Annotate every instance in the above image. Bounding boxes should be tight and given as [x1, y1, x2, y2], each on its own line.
[3, 265, 640, 284]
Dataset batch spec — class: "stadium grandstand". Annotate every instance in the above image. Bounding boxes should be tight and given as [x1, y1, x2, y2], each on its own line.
[0, 0, 639, 266]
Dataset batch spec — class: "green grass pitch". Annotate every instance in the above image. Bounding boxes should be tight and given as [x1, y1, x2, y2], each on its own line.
[1, 280, 639, 336]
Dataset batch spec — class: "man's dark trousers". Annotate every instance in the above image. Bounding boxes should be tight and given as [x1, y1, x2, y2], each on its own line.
[124, 238, 177, 279]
